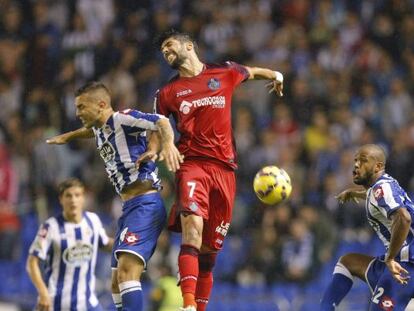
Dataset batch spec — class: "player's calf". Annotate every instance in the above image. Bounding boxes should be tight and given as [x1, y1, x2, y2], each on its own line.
[117, 252, 145, 311]
[111, 269, 122, 311]
[320, 260, 355, 310]
[195, 252, 217, 311]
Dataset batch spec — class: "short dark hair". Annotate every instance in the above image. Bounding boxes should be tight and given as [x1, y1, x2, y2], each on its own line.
[75, 81, 111, 97]
[58, 178, 85, 196]
[155, 29, 196, 49]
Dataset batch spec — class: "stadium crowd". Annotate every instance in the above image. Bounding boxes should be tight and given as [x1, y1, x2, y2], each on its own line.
[1, 0, 414, 309]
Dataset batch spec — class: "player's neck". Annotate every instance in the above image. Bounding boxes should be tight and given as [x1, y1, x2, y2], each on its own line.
[178, 58, 204, 78]
[96, 108, 114, 128]
[367, 171, 385, 188]
[63, 212, 82, 224]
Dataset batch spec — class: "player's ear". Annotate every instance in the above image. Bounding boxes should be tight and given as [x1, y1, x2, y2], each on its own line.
[375, 162, 384, 173]
[186, 41, 193, 51]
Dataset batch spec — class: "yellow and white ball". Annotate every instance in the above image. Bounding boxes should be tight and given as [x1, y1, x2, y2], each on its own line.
[253, 166, 292, 205]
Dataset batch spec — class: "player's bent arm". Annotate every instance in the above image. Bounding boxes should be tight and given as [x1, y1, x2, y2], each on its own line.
[46, 127, 94, 144]
[26, 255, 50, 304]
[245, 66, 283, 81]
[336, 187, 366, 204]
[385, 208, 411, 261]
[352, 189, 367, 199]
[245, 66, 284, 96]
[148, 131, 161, 154]
[155, 118, 175, 146]
[155, 117, 183, 172]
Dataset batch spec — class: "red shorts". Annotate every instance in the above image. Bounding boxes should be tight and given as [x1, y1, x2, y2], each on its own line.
[168, 158, 236, 250]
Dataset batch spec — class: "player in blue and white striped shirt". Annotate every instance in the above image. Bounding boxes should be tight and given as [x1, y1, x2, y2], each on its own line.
[26, 178, 114, 311]
[47, 82, 183, 311]
[321, 144, 414, 310]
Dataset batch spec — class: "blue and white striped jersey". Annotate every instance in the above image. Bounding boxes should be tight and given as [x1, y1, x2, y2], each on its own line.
[92, 109, 166, 194]
[29, 212, 110, 311]
[366, 174, 414, 262]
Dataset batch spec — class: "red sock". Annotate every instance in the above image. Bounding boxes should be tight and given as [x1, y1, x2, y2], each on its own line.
[195, 270, 213, 311]
[179, 244, 199, 307]
[195, 253, 216, 310]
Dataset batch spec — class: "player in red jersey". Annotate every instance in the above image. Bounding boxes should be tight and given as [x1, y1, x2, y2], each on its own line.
[153, 30, 284, 311]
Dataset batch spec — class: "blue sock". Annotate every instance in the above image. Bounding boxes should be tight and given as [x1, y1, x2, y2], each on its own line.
[112, 293, 122, 311]
[119, 281, 143, 311]
[320, 262, 354, 311]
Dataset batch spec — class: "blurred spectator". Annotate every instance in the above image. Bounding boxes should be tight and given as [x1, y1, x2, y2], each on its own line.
[280, 218, 315, 283]
[149, 264, 183, 311]
[0, 143, 19, 260]
[1, 1, 414, 308]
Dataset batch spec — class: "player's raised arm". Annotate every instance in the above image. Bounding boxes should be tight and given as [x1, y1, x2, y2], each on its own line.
[156, 117, 184, 172]
[46, 127, 94, 144]
[245, 66, 284, 97]
[26, 255, 51, 311]
[335, 187, 367, 204]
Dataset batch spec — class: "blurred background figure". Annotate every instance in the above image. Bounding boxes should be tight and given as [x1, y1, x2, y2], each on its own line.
[1, 0, 414, 310]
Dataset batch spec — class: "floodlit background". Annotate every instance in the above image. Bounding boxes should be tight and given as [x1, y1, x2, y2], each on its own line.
[1, 0, 414, 310]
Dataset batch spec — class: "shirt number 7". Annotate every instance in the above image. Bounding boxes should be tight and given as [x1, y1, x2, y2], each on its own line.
[187, 181, 196, 198]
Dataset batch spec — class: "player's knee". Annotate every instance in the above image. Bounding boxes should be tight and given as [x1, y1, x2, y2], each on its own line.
[117, 252, 145, 282]
[338, 254, 353, 268]
[199, 252, 217, 272]
[338, 253, 361, 276]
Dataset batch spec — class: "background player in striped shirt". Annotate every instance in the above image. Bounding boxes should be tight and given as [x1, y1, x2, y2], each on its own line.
[26, 178, 114, 311]
[46, 82, 183, 311]
[153, 29, 284, 311]
[320, 144, 414, 310]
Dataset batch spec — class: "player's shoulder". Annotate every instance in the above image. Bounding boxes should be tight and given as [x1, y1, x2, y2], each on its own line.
[44, 215, 59, 226]
[159, 73, 181, 92]
[117, 109, 140, 116]
[206, 61, 242, 69]
[84, 211, 102, 223]
[371, 174, 401, 198]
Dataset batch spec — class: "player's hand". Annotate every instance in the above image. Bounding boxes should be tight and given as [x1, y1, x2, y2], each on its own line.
[46, 134, 69, 145]
[335, 189, 360, 204]
[135, 150, 158, 168]
[266, 80, 283, 97]
[158, 142, 184, 172]
[36, 292, 51, 311]
[385, 258, 410, 285]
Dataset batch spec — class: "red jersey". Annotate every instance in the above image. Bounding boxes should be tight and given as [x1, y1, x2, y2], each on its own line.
[156, 61, 249, 169]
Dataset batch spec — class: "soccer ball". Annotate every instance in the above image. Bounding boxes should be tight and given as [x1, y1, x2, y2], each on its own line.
[253, 166, 292, 205]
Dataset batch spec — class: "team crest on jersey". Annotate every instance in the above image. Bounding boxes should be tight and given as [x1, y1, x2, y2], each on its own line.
[207, 78, 221, 90]
[62, 242, 93, 266]
[103, 125, 112, 135]
[189, 202, 198, 212]
[374, 186, 384, 200]
[380, 296, 394, 310]
[99, 142, 115, 162]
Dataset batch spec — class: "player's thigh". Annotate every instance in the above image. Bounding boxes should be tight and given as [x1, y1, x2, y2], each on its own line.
[175, 161, 210, 218]
[202, 169, 236, 250]
[112, 193, 166, 270]
[111, 268, 119, 292]
[368, 261, 414, 311]
[117, 252, 145, 281]
[339, 253, 375, 281]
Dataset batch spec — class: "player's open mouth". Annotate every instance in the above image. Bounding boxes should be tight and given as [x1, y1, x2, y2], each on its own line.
[353, 170, 359, 177]
[167, 53, 176, 63]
